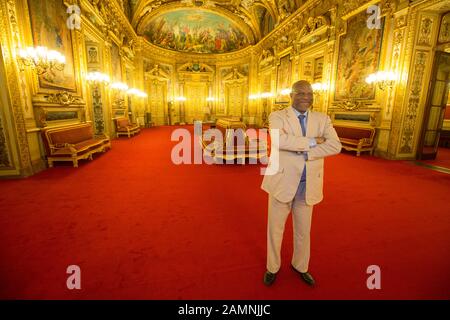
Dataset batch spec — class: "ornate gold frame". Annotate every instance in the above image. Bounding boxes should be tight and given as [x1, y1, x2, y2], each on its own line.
[17, 0, 86, 108]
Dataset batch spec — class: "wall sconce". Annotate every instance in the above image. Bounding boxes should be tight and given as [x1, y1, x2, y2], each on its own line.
[249, 92, 273, 100]
[86, 72, 110, 86]
[110, 82, 129, 92]
[17, 46, 65, 78]
[311, 82, 328, 93]
[280, 88, 292, 95]
[206, 97, 215, 101]
[365, 71, 397, 90]
[175, 96, 187, 101]
[127, 88, 148, 98]
[260, 92, 274, 98]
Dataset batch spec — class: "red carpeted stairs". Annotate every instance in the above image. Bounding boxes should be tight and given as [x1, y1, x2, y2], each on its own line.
[0, 126, 449, 299]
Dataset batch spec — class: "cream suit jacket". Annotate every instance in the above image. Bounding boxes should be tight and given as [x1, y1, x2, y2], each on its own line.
[261, 107, 342, 205]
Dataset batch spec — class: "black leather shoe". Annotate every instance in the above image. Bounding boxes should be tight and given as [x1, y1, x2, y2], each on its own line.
[263, 271, 277, 286]
[291, 265, 316, 286]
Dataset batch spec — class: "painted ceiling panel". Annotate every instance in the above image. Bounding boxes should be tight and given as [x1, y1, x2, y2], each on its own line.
[141, 9, 250, 53]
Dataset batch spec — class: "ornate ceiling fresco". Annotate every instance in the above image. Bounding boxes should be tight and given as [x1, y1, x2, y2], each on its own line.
[131, 0, 302, 54]
[142, 9, 250, 53]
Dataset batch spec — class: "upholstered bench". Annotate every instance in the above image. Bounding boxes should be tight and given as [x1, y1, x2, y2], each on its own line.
[114, 117, 140, 138]
[201, 118, 267, 163]
[334, 125, 376, 156]
[41, 123, 111, 167]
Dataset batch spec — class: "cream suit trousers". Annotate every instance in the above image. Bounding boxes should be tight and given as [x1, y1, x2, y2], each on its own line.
[267, 194, 313, 274]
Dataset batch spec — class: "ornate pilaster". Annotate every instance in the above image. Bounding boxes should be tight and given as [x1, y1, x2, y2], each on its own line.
[396, 6, 440, 158]
[0, 0, 33, 175]
[399, 50, 428, 154]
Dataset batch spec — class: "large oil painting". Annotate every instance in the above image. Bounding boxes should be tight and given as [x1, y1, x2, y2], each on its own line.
[142, 9, 249, 53]
[335, 11, 384, 100]
[276, 54, 292, 104]
[27, 0, 76, 91]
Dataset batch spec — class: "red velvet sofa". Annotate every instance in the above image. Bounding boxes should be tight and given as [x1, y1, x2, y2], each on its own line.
[41, 123, 111, 167]
[334, 125, 376, 156]
[114, 117, 140, 138]
[201, 118, 267, 163]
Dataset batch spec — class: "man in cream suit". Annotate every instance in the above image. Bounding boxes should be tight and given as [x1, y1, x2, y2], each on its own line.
[261, 80, 341, 286]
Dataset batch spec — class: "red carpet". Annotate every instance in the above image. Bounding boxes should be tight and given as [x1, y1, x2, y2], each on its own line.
[0, 126, 449, 299]
[420, 147, 450, 169]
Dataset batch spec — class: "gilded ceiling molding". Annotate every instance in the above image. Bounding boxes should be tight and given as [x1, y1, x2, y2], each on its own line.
[83, 0, 138, 45]
[340, 0, 381, 21]
[298, 16, 330, 38]
[141, 37, 256, 64]
[258, 0, 325, 52]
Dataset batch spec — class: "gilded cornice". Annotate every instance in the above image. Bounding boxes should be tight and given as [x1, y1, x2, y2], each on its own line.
[258, 0, 332, 51]
[82, 0, 138, 45]
[141, 36, 257, 64]
[340, 0, 381, 20]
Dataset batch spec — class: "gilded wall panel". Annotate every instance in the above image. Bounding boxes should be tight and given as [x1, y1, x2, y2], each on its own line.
[184, 82, 208, 123]
[438, 12, 450, 44]
[0, 0, 33, 175]
[398, 50, 428, 155]
[0, 111, 12, 168]
[147, 79, 168, 126]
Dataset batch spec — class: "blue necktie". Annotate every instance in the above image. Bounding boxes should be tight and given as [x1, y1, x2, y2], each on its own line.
[298, 114, 306, 136]
[298, 114, 307, 185]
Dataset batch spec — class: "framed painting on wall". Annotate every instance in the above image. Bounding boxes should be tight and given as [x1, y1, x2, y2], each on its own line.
[314, 56, 324, 81]
[27, 0, 76, 91]
[334, 10, 384, 101]
[111, 42, 122, 82]
[276, 54, 292, 104]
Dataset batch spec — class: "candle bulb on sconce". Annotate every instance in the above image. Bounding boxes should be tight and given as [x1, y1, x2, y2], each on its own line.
[260, 92, 273, 98]
[280, 88, 292, 95]
[17, 46, 66, 79]
[86, 72, 110, 86]
[127, 88, 148, 98]
[365, 71, 397, 90]
[311, 82, 329, 100]
[110, 82, 129, 92]
[311, 82, 328, 92]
